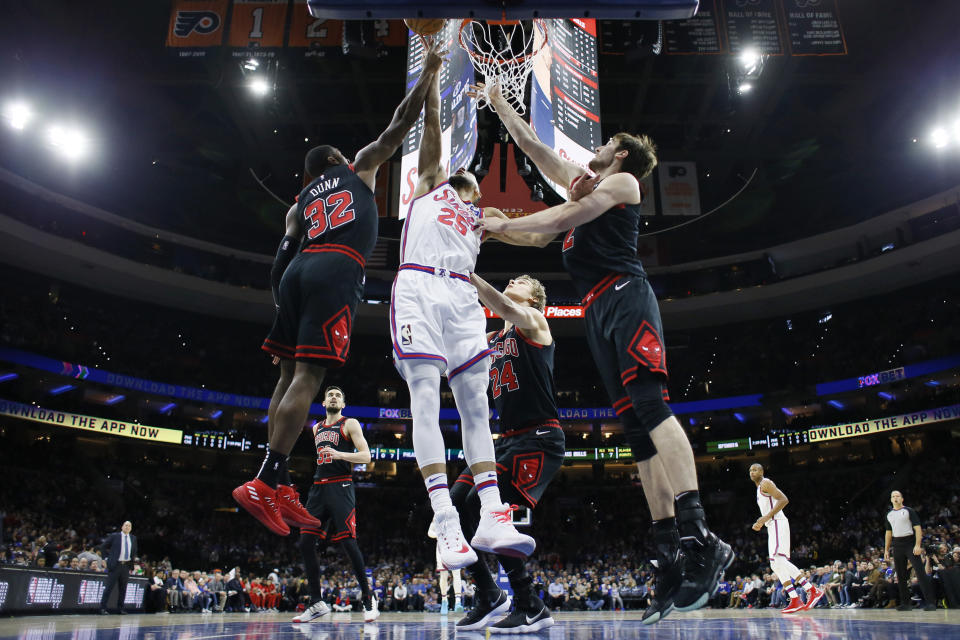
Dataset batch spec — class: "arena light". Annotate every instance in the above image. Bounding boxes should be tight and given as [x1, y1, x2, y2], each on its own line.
[0, 372, 19, 383]
[159, 402, 177, 413]
[49, 384, 75, 395]
[210, 409, 223, 419]
[931, 127, 950, 149]
[737, 82, 753, 94]
[105, 394, 126, 406]
[243, 58, 260, 71]
[248, 77, 271, 97]
[734, 412, 746, 423]
[259, 415, 269, 424]
[878, 391, 895, 400]
[46, 124, 90, 160]
[3, 101, 33, 130]
[739, 48, 759, 70]
[828, 400, 844, 410]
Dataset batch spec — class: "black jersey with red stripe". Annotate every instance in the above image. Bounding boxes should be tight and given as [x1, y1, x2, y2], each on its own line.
[313, 417, 354, 480]
[488, 326, 559, 429]
[560, 176, 647, 298]
[298, 164, 377, 261]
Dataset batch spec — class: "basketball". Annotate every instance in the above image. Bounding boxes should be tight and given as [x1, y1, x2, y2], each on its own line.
[404, 18, 447, 37]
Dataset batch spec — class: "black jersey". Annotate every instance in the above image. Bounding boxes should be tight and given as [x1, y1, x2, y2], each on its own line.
[561, 176, 647, 298]
[488, 326, 559, 429]
[313, 417, 354, 480]
[298, 164, 378, 263]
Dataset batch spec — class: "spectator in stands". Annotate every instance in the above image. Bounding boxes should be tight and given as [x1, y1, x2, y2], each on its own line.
[146, 568, 168, 613]
[610, 582, 624, 611]
[165, 568, 184, 611]
[392, 580, 408, 612]
[547, 578, 566, 610]
[208, 570, 228, 612]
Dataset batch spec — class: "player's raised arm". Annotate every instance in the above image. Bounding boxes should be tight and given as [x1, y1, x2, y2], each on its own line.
[353, 40, 447, 189]
[413, 70, 445, 198]
[470, 273, 549, 338]
[480, 207, 555, 248]
[471, 81, 582, 190]
[478, 173, 641, 236]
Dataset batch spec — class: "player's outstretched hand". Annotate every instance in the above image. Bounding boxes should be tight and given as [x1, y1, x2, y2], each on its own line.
[467, 81, 504, 105]
[474, 216, 508, 235]
[423, 40, 449, 75]
[569, 172, 600, 202]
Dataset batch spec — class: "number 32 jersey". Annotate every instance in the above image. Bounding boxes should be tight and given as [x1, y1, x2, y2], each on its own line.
[298, 164, 378, 262]
[400, 181, 483, 273]
[488, 326, 559, 429]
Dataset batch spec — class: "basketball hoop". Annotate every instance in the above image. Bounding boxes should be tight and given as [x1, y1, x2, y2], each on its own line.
[457, 18, 548, 114]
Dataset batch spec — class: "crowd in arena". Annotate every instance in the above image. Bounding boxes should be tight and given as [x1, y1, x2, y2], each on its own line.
[3, 427, 959, 614]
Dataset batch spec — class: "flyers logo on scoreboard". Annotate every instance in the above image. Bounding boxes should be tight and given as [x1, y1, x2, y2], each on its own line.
[166, 0, 227, 49]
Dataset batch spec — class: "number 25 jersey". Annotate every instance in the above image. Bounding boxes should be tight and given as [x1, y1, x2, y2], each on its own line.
[400, 182, 483, 273]
[298, 164, 378, 263]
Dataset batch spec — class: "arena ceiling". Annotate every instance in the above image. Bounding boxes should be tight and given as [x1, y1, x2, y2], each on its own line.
[1, 0, 958, 269]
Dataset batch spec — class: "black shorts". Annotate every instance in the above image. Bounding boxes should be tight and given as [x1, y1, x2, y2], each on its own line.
[262, 246, 364, 366]
[303, 478, 357, 542]
[454, 423, 565, 508]
[581, 274, 670, 414]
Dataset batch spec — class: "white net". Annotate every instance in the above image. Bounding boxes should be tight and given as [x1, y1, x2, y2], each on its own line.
[457, 19, 548, 114]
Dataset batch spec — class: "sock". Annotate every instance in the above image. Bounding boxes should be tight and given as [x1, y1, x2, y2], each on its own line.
[466, 558, 500, 602]
[473, 471, 501, 511]
[785, 583, 798, 599]
[675, 490, 709, 545]
[256, 449, 288, 489]
[279, 458, 293, 487]
[425, 473, 453, 512]
[341, 538, 372, 600]
[796, 577, 813, 593]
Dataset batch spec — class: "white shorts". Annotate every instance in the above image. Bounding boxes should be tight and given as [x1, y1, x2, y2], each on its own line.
[390, 269, 492, 380]
[766, 517, 791, 560]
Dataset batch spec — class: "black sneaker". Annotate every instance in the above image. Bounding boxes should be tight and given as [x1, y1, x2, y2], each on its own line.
[641, 546, 684, 625]
[674, 532, 735, 612]
[488, 602, 554, 634]
[456, 589, 511, 631]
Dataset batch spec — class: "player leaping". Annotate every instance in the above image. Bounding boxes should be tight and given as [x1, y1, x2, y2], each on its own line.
[390, 68, 554, 571]
[233, 41, 447, 538]
[749, 463, 824, 614]
[474, 81, 734, 624]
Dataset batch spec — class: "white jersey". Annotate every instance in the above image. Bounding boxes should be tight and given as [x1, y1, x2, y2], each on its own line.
[400, 181, 483, 274]
[757, 482, 787, 521]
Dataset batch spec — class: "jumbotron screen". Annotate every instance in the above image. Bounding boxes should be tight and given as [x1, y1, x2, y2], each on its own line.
[529, 19, 602, 197]
[397, 23, 478, 219]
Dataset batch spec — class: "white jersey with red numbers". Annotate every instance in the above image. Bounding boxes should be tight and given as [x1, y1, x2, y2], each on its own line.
[757, 483, 788, 521]
[399, 181, 484, 273]
[390, 182, 492, 381]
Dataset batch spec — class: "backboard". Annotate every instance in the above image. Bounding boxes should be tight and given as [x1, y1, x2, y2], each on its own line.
[307, 0, 699, 20]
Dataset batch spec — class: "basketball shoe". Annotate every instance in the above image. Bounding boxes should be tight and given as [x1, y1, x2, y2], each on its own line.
[433, 506, 478, 569]
[641, 527, 684, 625]
[455, 588, 511, 631]
[803, 585, 825, 610]
[232, 478, 290, 536]
[674, 532, 735, 611]
[488, 597, 554, 634]
[471, 504, 535, 558]
[782, 597, 805, 614]
[276, 484, 323, 529]
[292, 599, 331, 622]
[363, 594, 380, 622]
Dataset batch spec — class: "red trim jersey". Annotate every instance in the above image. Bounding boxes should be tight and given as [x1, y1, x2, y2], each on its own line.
[298, 164, 378, 263]
[488, 326, 559, 429]
[561, 175, 647, 298]
[313, 417, 354, 480]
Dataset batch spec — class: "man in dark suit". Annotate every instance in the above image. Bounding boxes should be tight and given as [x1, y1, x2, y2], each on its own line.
[99, 520, 137, 614]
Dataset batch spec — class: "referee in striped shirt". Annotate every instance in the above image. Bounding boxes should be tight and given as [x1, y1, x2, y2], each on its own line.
[884, 490, 936, 611]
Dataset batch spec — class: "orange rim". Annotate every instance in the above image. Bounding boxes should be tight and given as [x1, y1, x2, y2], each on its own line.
[457, 18, 548, 67]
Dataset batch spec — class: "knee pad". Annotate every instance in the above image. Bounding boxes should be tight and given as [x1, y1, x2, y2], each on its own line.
[618, 410, 658, 461]
[625, 380, 674, 434]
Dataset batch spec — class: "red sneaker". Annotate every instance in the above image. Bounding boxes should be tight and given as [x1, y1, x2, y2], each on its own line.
[782, 597, 805, 614]
[232, 479, 290, 536]
[803, 586, 825, 610]
[276, 484, 323, 528]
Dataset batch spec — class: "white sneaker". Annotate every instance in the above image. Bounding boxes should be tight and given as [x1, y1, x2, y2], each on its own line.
[433, 506, 479, 569]
[471, 504, 535, 557]
[363, 594, 380, 622]
[293, 599, 332, 622]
